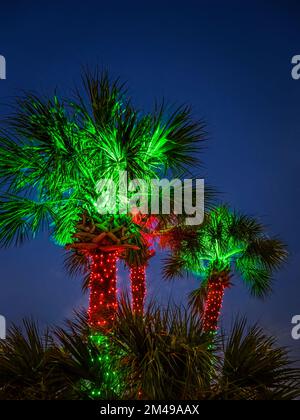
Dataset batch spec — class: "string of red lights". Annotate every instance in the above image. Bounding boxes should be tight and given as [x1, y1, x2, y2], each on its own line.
[203, 277, 226, 332]
[88, 251, 118, 329]
[130, 265, 146, 315]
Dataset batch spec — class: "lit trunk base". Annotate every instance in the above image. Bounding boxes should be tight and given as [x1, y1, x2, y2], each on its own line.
[88, 251, 118, 330]
[130, 265, 146, 315]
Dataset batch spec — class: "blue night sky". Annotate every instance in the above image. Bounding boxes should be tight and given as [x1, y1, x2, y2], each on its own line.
[0, 1, 299, 356]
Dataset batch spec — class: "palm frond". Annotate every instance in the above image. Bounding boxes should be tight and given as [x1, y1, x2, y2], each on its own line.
[188, 285, 208, 316]
[146, 104, 206, 176]
[162, 252, 188, 280]
[0, 194, 55, 247]
[217, 318, 300, 400]
[244, 238, 288, 270]
[80, 69, 124, 128]
[235, 257, 273, 298]
[64, 251, 90, 294]
[53, 316, 124, 399]
[113, 297, 214, 399]
[228, 211, 265, 242]
[163, 206, 287, 303]
[0, 319, 58, 399]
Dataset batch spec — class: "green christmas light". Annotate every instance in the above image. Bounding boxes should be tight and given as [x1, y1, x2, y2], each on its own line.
[86, 332, 125, 399]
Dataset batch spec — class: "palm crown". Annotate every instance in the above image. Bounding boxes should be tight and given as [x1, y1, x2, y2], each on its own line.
[0, 71, 205, 248]
[163, 206, 287, 331]
[164, 206, 287, 297]
[0, 71, 207, 327]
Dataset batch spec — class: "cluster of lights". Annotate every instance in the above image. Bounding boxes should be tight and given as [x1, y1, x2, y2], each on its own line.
[130, 265, 146, 315]
[203, 276, 227, 333]
[88, 251, 118, 330]
[87, 333, 124, 398]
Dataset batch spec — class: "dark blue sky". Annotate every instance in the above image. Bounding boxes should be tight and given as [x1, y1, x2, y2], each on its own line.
[0, 0, 299, 355]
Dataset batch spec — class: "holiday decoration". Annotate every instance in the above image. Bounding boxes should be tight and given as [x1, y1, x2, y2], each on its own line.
[125, 214, 158, 315]
[164, 206, 287, 333]
[0, 71, 206, 329]
[67, 215, 140, 330]
[88, 251, 118, 329]
[88, 333, 124, 398]
[202, 272, 230, 332]
[130, 265, 147, 314]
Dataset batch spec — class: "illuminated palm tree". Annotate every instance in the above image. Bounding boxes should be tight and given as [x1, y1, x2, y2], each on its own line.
[163, 206, 287, 332]
[0, 70, 206, 328]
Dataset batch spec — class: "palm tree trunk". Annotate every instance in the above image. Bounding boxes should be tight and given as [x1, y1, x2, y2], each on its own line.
[203, 271, 229, 333]
[88, 251, 118, 329]
[130, 265, 146, 315]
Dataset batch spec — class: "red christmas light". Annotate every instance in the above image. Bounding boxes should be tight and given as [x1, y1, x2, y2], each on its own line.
[88, 251, 118, 330]
[130, 265, 146, 315]
[203, 276, 227, 333]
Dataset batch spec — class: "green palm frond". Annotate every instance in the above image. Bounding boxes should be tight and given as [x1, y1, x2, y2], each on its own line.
[0, 194, 56, 247]
[228, 211, 265, 242]
[79, 69, 124, 128]
[235, 257, 273, 298]
[10, 93, 71, 145]
[163, 206, 287, 300]
[0, 70, 207, 251]
[149, 104, 206, 176]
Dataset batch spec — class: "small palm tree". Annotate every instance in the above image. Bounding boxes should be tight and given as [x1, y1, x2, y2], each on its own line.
[0, 315, 125, 400]
[109, 297, 214, 399]
[0, 320, 58, 400]
[1, 310, 299, 400]
[214, 318, 300, 400]
[163, 206, 287, 332]
[0, 70, 206, 328]
[99, 301, 300, 400]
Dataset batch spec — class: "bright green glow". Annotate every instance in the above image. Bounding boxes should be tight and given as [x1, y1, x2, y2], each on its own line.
[86, 333, 124, 399]
[183, 208, 246, 278]
[178, 206, 286, 296]
[0, 73, 204, 247]
[207, 331, 218, 350]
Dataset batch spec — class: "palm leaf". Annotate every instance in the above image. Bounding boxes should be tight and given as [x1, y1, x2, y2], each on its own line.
[218, 318, 300, 400]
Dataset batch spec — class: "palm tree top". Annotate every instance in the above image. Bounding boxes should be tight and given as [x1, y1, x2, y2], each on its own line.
[163, 206, 288, 298]
[0, 70, 206, 248]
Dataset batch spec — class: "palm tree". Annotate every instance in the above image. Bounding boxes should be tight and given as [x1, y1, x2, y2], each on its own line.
[213, 318, 300, 400]
[0, 315, 125, 400]
[0, 70, 206, 328]
[0, 319, 58, 400]
[163, 206, 287, 332]
[112, 297, 214, 399]
[1, 310, 299, 400]
[112, 302, 300, 400]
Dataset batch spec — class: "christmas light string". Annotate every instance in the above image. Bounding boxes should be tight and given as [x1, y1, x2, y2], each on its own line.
[88, 251, 118, 330]
[130, 265, 147, 315]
